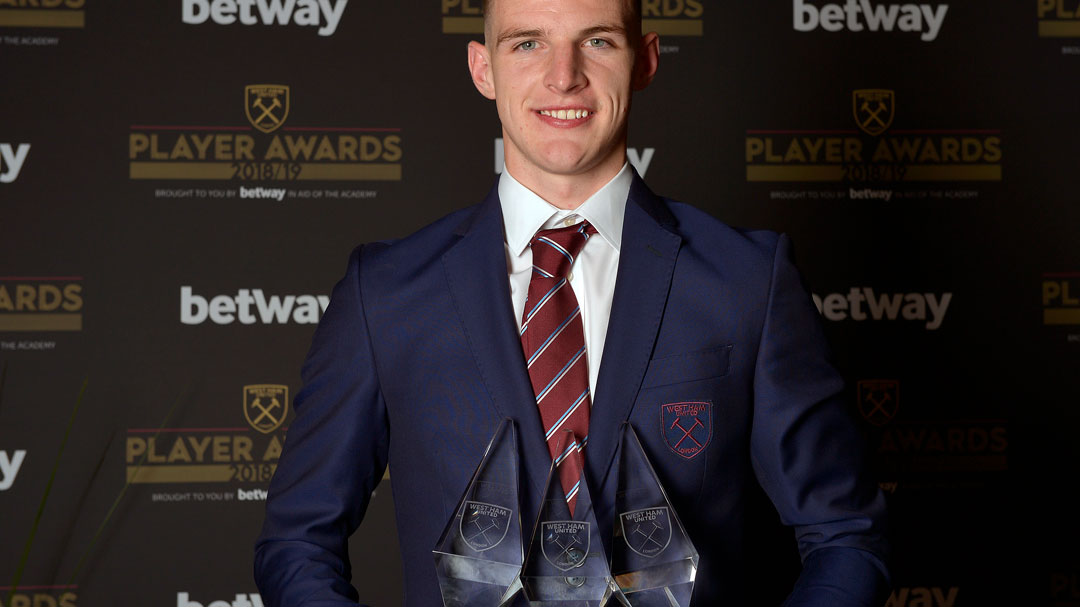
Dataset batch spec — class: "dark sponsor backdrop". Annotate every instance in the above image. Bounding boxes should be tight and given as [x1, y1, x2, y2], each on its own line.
[1, 0, 1077, 605]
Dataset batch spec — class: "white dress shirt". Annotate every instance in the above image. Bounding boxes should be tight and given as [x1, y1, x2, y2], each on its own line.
[499, 163, 631, 398]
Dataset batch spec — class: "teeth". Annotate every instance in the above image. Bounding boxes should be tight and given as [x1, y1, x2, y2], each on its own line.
[539, 109, 591, 119]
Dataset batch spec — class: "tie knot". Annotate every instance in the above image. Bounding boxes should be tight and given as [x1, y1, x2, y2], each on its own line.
[530, 221, 597, 279]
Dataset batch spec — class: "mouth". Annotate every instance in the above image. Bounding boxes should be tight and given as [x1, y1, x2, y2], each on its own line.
[537, 108, 593, 122]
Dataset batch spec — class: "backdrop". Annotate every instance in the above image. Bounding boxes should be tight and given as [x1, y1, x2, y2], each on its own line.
[1, 1, 1078, 606]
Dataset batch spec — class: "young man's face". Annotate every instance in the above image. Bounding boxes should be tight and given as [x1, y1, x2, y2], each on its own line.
[468, 0, 658, 184]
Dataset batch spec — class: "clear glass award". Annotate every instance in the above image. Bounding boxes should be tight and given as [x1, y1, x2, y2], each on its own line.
[610, 424, 699, 606]
[434, 418, 524, 607]
[512, 429, 630, 607]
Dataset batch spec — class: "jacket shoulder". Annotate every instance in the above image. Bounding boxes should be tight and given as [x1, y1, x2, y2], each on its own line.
[663, 198, 784, 268]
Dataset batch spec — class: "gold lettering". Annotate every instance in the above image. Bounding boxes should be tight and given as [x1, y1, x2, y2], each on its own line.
[890, 137, 921, 162]
[150, 134, 168, 160]
[126, 437, 146, 464]
[983, 136, 1002, 162]
[359, 135, 383, 161]
[62, 284, 82, 311]
[235, 135, 255, 160]
[783, 139, 806, 163]
[1044, 281, 1062, 305]
[265, 136, 288, 160]
[214, 134, 233, 160]
[745, 137, 764, 162]
[212, 435, 229, 462]
[917, 139, 941, 163]
[0, 286, 13, 311]
[764, 138, 782, 163]
[338, 136, 358, 161]
[16, 285, 35, 311]
[147, 437, 166, 464]
[171, 136, 194, 160]
[871, 139, 894, 162]
[843, 137, 861, 162]
[191, 134, 215, 160]
[824, 138, 841, 163]
[1064, 281, 1079, 305]
[168, 438, 192, 463]
[35, 284, 59, 311]
[188, 436, 211, 461]
[285, 135, 318, 161]
[262, 435, 283, 461]
[234, 436, 253, 462]
[314, 136, 337, 161]
[129, 134, 149, 159]
[941, 137, 960, 162]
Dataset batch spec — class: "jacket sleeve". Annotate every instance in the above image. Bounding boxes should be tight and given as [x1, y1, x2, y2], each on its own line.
[254, 245, 389, 607]
[750, 234, 892, 607]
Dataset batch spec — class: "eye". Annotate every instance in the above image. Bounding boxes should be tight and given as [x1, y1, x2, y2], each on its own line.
[516, 40, 538, 51]
[586, 38, 608, 48]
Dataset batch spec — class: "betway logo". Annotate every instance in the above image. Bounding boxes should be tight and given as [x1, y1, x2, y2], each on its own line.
[238, 487, 268, 500]
[1, 450, 27, 491]
[0, 143, 30, 183]
[812, 287, 952, 330]
[177, 592, 263, 607]
[181, 0, 348, 36]
[793, 0, 949, 41]
[181, 286, 329, 325]
[494, 138, 655, 178]
[239, 186, 286, 201]
[885, 587, 958, 607]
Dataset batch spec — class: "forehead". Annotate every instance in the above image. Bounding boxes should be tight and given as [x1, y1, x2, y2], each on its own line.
[486, 0, 631, 30]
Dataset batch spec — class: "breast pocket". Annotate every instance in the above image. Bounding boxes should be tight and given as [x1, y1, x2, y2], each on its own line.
[641, 344, 733, 389]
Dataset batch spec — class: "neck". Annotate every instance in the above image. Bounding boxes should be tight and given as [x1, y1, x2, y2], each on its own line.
[504, 152, 626, 210]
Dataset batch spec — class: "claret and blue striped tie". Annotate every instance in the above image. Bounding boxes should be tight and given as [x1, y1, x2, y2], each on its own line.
[520, 220, 597, 514]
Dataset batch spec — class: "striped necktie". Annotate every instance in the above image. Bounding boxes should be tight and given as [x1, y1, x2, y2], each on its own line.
[520, 220, 597, 514]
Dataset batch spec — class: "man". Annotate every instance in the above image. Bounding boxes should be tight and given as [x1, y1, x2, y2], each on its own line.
[254, 0, 891, 604]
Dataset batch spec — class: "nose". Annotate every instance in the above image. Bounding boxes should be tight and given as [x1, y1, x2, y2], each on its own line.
[544, 42, 587, 94]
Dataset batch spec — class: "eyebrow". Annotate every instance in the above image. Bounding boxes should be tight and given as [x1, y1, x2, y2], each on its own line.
[495, 23, 628, 48]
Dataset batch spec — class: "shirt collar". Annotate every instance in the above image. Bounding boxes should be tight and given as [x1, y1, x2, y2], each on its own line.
[499, 163, 630, 257]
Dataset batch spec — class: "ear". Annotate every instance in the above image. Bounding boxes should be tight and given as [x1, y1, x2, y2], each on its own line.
[631, 32, 660, 91]
[468, 40, 497, 100]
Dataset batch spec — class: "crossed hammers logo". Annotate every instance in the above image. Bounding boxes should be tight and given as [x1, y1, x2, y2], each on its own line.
[252, 96, 283, 127]
[632, 520, 666, 552]
[669, 416, 704, 449]
[859, 98, 890, 130]
[249, 396, 281, 427]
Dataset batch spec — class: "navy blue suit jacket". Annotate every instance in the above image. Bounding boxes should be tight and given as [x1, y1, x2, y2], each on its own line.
[254, 174, 891, 606]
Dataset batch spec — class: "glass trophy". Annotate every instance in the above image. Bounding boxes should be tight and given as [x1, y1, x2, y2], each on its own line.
[434, 418, 524, 607]
[610, 423, 699, 606]
[511, 429, 630, 607]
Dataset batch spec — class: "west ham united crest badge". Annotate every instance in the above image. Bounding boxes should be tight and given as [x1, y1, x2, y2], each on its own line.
[857, 379, 899, 426]
[243, 384, 288, 434]
[661, 401, 712, 459]
[853, 89, 895, 136]
[619, 507, 671, 558]
[459, 501, 511, 552]
[245, 84, 290, 134]
[541, 521, 590, 571]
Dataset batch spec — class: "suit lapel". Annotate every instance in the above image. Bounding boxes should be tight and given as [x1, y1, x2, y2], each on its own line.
[441, 184, 554, 500]
[587, 174, 682, 489]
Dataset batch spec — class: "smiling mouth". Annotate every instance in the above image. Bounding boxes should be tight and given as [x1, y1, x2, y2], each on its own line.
[538, 109, 592, 120]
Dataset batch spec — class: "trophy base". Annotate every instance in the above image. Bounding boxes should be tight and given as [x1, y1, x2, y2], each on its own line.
[619, 584, 694, 607]
[435, 554, 521, 607]
[612, 558, 697, 593]
[521, 575, 632, 606]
